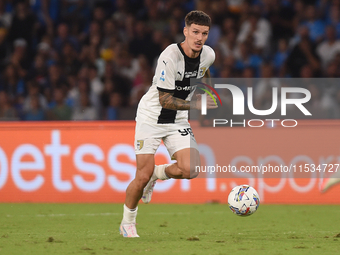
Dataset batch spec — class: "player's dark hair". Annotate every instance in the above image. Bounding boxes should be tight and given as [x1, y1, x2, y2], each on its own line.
[185, 10, 211, 28]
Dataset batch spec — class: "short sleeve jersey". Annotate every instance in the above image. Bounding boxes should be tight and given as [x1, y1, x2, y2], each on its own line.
[136, 43, 215, 124]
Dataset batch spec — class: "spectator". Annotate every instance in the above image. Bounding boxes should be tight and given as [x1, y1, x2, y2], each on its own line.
[31, 0, 60, 26]
[305, 83, 322, 109]
[67, 78, 99, 112]
[30, 0, 57, 39]
[264, 0, 295, 40]
[325, 61, 340, 77]
[0, 28, 9, 68]
[168, 18, 185, 43]
[36, 39, 53, 61]
[47, 87, 72, 120]
[23, 95, 45, 121]
[88, 64, 104, 95]
[116, 51, 140, 82]
[61, 0, 88, 35]
[327, 5, 340, 39]
[8, 2, 37, 51]
[0, 1, 12, 29]
[72, 92, 98, 120]
[105, 92, 123, 120]
[273, 38, 289, 75]
[301, 5, 326, 43]
[102, 19, 118, 49]
[209, 47, 224, 77]
[132, 54, 150, 87]
[0, 63, 25, 100]
[219, 30, 237, 58]
[226, 0, 244, 14]
[0, 90, 17, 120]
[82, 21, 102, 46]
[285, 26, 320, 77]
[60, 41, 81, 76]
[103, 62, 131, 105]
[100, 78, 114, 109]
[300, 64, 314, 78]
[237, 11, 272, 51]
[255, 63, 280, 109]
[46, 62, 65, 89]
[204, 12, 221, 48]
[10, 38, 31, 77]
[29, 54, 48, 87]
[147, 4, 167, 31]
[92, 6, 107, 27]
[54, 23, 79, 53]
[234, 42, 263, 77]
[23, 81, 48, 113]
[317, 25, 340, 70]
[129, 20, 157, 65]
[130, 68, 152, 106]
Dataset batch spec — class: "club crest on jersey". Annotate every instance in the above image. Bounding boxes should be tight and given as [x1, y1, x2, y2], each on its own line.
[160, 69, 166, 81]
[198, 67, 207, 78]
[136, 140, 144, 150]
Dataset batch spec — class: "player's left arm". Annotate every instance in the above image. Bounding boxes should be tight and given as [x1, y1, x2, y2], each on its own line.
[159, 90, 217, 111]
[159, 91, 192, 110]
[204, 68, 211, 79]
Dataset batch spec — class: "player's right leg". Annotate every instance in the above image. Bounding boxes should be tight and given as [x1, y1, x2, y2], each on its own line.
[134, 120, 169, 204]
[120, 154, 154, 237]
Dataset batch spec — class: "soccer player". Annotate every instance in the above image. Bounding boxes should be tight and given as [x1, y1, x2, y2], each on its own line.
[120, 10, 217, 237]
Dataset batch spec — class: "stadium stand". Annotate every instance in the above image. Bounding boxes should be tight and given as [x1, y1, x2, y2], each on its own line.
[0, 0, 340, 121]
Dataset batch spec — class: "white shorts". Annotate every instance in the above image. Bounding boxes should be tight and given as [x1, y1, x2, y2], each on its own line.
[134, 119, 198, 157]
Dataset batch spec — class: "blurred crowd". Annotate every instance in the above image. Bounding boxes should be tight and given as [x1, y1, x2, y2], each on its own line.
[0, 0, 340, 121]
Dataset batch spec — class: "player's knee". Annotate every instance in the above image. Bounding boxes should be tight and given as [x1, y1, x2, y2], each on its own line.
[135, 173, 151, 189]
[178, 163, 198, 179]
[190, 168, 199, 179]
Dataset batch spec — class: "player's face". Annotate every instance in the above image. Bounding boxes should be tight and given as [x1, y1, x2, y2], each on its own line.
[184, 24, 209, 52]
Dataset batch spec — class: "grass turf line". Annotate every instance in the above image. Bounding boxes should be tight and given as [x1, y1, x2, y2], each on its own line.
[0, 204, 339, 255]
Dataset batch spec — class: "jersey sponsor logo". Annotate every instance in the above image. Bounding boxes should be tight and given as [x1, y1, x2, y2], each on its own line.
[136, 140, 144, 150]
[175, 85, 194, 91]
[160, 69, 166, 81]
[184, 70, 197, 78]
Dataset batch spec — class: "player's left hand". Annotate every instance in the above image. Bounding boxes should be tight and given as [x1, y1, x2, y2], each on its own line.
[194, 94, 218, 110]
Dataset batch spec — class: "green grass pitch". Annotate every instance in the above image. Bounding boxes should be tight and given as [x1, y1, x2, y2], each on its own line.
[0, 204, 340, 255]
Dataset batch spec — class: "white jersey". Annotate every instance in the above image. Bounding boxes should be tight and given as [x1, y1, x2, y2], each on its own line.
[136, 43, 215, 124]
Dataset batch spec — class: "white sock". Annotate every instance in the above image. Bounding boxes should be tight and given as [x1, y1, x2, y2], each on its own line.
[122, 204, 138, 224]
[154, 164, 171, 180]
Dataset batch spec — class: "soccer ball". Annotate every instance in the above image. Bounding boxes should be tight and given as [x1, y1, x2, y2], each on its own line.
[228, 184, 260, 216]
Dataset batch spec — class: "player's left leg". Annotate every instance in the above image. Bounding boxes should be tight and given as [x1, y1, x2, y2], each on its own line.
[141, 148, 200, 205]
[164, 148, 201, 179]
[320, 170, 340, 192]
[161, 123, 201, 179]
[141, 122, 200, 204]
